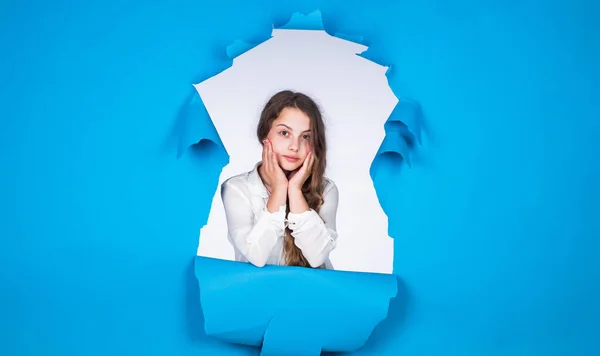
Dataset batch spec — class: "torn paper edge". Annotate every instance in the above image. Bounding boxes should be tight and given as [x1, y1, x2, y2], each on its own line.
[177, 9, 423, 172]
[175, 8, 424, 355]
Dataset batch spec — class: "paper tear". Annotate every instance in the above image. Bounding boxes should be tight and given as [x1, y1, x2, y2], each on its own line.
[275, 10, 423, 178]
[385, 97, 423, 146]
[195, 12, 400, 275]
[173, 35, 268, 160]
[195, 256, 398, 355]
[175, 91, 227, 160]
[176, 10, 422, 169]
[277, 10, 325, 30]
[177, 8, 424, 355]
[333, 32, 365, 45]
[369, 98, 423, 179]
[226, 39, 261, 60]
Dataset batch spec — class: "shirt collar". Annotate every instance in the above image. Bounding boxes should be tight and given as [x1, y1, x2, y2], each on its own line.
[247, 161, 269, 199]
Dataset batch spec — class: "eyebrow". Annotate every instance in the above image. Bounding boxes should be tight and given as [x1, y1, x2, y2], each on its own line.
[276, 124, 311, 133]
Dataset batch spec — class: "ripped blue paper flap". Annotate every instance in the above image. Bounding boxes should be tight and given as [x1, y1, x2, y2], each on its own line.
[184, 9, 424, 355]
[176, 91, 227, 159]
[385, 98, 423, 145]
[369, 98, 424, 178]
[378, 130, 412, 164]
[227, 39, 260, 60]
[277, 10, 325, 30]
[333, 32, 366, 45]
[195, 256, 398, 355]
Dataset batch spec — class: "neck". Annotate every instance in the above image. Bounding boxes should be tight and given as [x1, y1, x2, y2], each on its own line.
[257, 163, 271, 193]
[257, 163, 290, 194]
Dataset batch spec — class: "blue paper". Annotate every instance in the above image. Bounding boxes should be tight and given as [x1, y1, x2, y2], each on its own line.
[176, 91, 227, 159]
[2, 1, 596, 355]
[226, 39, 261, 60]
[277, 10, 325, 30]
[174, 38, 265, 160]
[333, 32, 365, 45]
[181, 9, 424, 355]
[370, 98, 424, 180]
[378, 131, 412, 165]
[195, 256, 398, 355]
[384, 98, 423, 146]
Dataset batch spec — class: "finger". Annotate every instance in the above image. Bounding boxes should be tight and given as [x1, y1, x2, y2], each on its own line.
[295, 153, 307, 173]
[304, 154, 311, 172]
[268, 142, 277, 172]
[268, 141, 275, 161]
[262, 140, 267, 164]
[305, 152, 313, 169]
[266, 140, 273, 171]
[271, 148, 280, 172]
[267, 143, 274, 174]
[299, 158, 309, 175]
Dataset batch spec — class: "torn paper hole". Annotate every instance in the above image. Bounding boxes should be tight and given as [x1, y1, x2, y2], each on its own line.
[194, 26, 399, 275]
[181, 9, 420, 355]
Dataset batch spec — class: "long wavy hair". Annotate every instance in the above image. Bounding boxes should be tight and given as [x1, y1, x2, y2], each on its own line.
[256, 90, 327, 268]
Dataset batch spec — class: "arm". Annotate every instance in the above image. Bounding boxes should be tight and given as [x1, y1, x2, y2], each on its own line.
[221, 180, 286, 267]
[288, 186, 310, 214]
[267, 187, 288, 213]
[286, 181, 339, 268]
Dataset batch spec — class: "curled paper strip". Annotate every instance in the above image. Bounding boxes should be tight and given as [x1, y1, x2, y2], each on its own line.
[195, 256, 398, 355]
[384, 97, 423, 146]
[176, 91, 226, 159]
[174, 34, 261, 160]
[378, 131, 412, 166]
[370, 98, 424, 178]
[178, 8, 424, 355]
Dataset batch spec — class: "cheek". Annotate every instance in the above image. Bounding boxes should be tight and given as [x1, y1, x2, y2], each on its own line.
[268, 136, 286, 154]
[300, 140, 312, 154]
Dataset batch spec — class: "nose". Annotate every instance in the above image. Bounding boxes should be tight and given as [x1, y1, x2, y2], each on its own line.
[288, 138, 299, 152]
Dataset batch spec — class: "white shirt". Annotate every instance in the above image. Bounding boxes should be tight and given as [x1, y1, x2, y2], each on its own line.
[220, 162, 339, 269]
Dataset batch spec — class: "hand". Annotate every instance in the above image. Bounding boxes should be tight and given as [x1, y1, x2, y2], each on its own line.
[261, 139, 288, 193]
[288, 151, 315, 191]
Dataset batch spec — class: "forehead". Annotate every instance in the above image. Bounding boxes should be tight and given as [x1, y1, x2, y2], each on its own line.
[273, 107, 311, 131]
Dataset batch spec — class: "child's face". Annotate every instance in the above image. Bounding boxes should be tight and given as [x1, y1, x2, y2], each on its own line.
[266, 107, 312, 172]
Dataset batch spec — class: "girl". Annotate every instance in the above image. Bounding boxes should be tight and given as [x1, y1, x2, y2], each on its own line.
[220, 90, 339, 269]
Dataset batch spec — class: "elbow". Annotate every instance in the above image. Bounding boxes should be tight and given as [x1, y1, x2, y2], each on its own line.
[308, 259, 324, 269]
[306, 252, 329, 268]
[243, 246, 269, 268]
[230, 231, 274, 268]
[304, 245, 333, 268]
[248, 258, 267, 268]
[306, 236, 337, 268]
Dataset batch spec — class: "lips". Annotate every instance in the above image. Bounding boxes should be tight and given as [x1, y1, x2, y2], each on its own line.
[283, 155, 299, 162]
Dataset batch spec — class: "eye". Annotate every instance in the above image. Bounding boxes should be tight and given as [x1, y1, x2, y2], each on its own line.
[302, 134, 311, 140]
[279, 130, 289, 136]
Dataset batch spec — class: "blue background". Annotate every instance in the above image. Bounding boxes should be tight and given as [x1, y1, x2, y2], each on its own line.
[1, 0, 599, 355]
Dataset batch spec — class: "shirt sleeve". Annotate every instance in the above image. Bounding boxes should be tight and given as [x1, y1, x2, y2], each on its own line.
[221, 180, 286, 267]
[286, 181, 339, 268]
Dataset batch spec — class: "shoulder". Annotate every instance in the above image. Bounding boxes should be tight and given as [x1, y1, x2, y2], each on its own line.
[221, 170, 253, 198]
[222, 171, 250, 189]
[323, 177, 339, 198]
